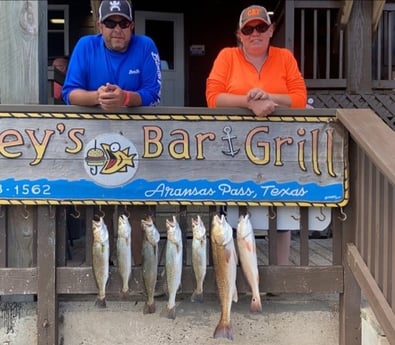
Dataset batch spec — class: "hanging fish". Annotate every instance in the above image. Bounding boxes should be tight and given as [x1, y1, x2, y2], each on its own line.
[141, 215, 160, 314]
[117, 213, 132, 298]
[92, 216, 110, 308]
[211, 214, 238, 340]
[165, 215, 183, 319]
[191, 215, 207, 303]
[237, 213, 262, 313]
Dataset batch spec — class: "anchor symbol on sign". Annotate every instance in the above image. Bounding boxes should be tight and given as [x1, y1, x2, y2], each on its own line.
[221, 126, 240, 157]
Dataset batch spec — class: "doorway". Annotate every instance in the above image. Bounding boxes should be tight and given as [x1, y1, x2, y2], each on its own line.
[134, 11, 184, 106]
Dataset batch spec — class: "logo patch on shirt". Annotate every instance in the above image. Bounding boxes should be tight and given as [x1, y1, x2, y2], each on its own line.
[128, 69, 140, 75]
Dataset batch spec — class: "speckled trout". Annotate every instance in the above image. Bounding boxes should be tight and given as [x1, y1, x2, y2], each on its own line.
[117, 214, 132, 298]
[92, 216, 110, 308]
[211, 214, 238, 340]
[141, 215, 160, 314]
[191, 215, 207, 303]
[165, 215, 183, 319]
[237, 213, 262, 313]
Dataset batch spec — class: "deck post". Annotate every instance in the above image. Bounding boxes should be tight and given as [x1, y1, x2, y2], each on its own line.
[37, 206, 58, 345]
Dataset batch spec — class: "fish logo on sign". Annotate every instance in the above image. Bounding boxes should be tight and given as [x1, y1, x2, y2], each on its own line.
[84, 133, 139, 187]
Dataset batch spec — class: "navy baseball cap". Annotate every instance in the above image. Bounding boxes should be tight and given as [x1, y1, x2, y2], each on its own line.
[99, 0, 133, 22]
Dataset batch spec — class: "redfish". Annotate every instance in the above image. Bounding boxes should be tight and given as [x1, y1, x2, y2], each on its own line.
[237, 213, 262, 313]
[191, 215, 207, 303]
[165, 215, 183, 319]
[92, 216, 110, 308]
[141, 215, 160, 314]
[211, 214, 238, 340]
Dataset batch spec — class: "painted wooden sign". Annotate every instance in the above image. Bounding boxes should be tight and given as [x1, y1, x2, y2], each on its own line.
[0, 108, 348, 206]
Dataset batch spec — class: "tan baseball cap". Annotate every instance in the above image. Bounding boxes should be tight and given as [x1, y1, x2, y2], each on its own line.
[239, 5, 271, 28]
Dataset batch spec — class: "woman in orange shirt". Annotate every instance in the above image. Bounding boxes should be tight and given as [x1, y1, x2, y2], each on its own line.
[206, 4, 307, 117]
[206, 5, 307, 265]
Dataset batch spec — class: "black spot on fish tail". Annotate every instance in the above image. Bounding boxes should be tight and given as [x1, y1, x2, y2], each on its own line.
[95, 297, 107, 308]
[191, 291, 204, 303]
[143, 302, 156, 314]
[166, 306, 176, 320]
[250, 297, 262, 313]
[213, 321, 233, 340]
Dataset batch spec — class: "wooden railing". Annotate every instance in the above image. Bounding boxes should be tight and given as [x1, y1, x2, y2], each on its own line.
[336, 109, 395, 345]
[284, 1, 395, 91]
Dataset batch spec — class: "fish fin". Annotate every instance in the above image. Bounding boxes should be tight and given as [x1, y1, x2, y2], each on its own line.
[143, 302, 156, 314]
[246, 240, 253, 252]
[250, 296, 263, 313]
[166, 306, 176, 320]
[191, 290, 204, 303]
[213, 320, 233, 340]
[232, 247, 239, 265]
[94, 297, 106, 308]
[233, 288, 238, 303]
[225, 248, 232, 263]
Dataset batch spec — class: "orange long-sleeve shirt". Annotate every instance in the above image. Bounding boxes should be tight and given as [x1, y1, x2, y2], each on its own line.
[206, 46, 307, 108]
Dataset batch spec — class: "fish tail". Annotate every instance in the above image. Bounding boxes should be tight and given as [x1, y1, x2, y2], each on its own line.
[191, 290, 204, 303]
[250, 295, 263, 313]
[143, 302, 156, 314]
[213, 320, 233, 340]
[95, 297, 106, 308]
[120, 288, 129, 300]
[166, 306, 176, 320]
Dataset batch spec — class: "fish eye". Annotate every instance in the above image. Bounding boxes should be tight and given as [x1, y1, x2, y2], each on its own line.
[110, 142, 120, 152]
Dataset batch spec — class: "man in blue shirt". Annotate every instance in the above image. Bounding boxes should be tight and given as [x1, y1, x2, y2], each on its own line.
[62, 0, 161, 110]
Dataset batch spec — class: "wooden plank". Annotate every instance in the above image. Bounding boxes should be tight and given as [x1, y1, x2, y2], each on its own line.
[299, 207, 309, 265]
[346, 0, 372, 92]
[256, 238, 269, 265]
[85, 207, 93, 266]
[56, 206, 67, 266]
[7, 206, 35, 267]
[37, 206, 57, 345]
[0, 268, 37, 294]
[381, 179, 391, 298]
[340, 253, 361, 345]
[347, 244, 395, 345]
[289, 239, 333, 266]
[0, 206, 6, 267]
[268, 207, 277, 264]
[391, 187, 395, 313]
[0, 2, 39, 104]
[308, 239, 333, 265]
[56, 265, 343, 294]
[331, 208, 342, 265]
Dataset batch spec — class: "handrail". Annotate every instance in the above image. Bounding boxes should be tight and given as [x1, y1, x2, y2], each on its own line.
[336, 109, 395, 184]
[336, 108, 395, 345]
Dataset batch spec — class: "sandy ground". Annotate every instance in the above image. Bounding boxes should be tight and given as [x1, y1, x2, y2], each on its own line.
[1, 293, 339, 345]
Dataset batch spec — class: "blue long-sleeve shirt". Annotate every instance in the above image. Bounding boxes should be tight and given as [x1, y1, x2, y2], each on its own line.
[62, 34, 161, 106]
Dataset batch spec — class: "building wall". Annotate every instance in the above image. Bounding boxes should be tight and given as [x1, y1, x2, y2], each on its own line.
[0, 1, 39, 104]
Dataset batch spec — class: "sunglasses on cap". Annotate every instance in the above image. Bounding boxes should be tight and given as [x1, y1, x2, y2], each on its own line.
[241, 23, 270, 35]
[102, 19, 132, 29]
